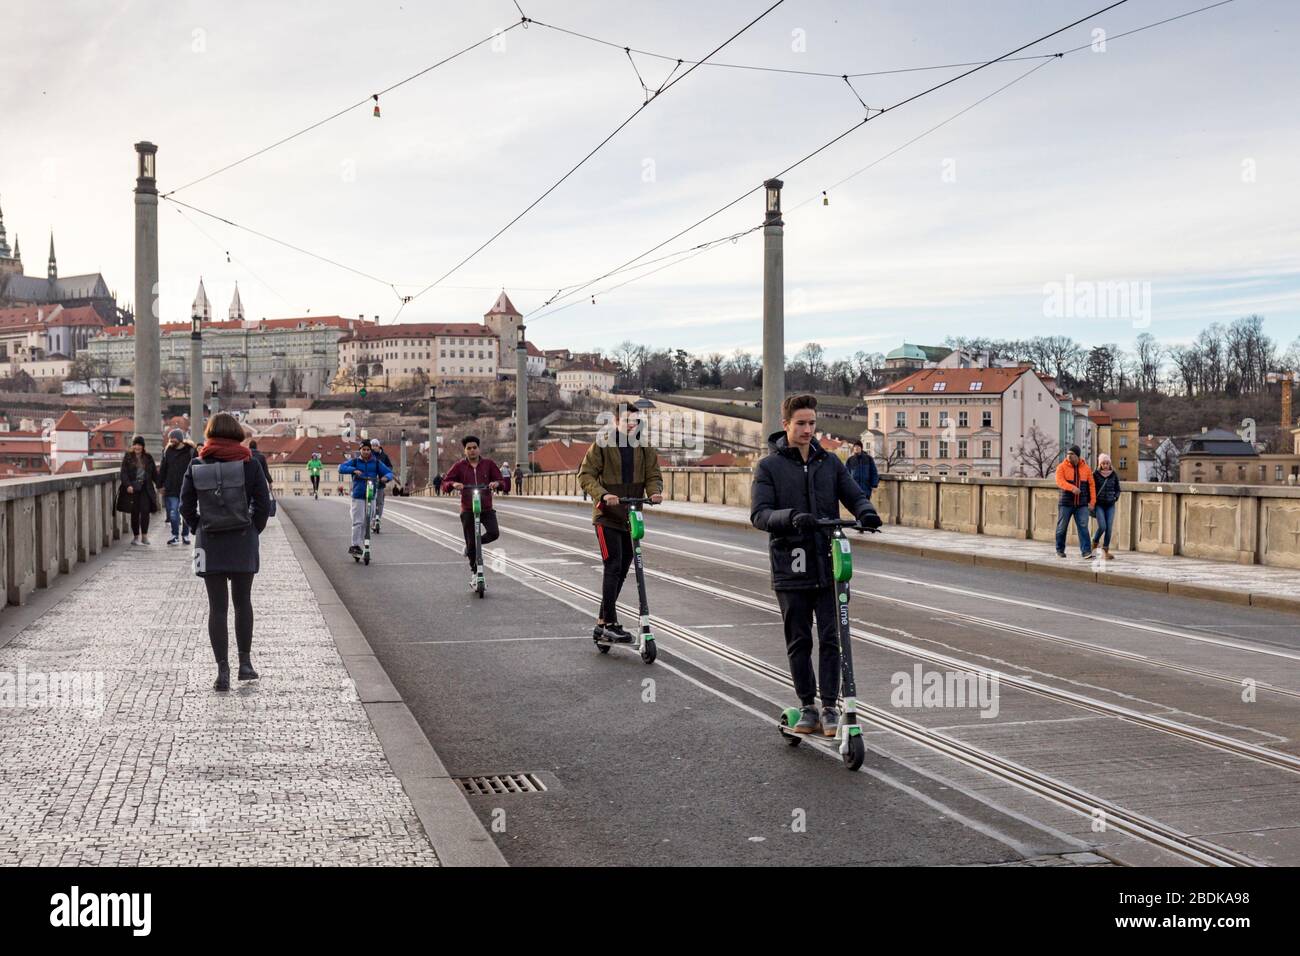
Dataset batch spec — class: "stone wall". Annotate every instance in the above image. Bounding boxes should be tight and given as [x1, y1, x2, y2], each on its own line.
[1, 471, 128, 610]
[514, 469, 1300, 569]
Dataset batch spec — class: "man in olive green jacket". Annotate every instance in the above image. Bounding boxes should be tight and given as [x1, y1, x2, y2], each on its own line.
[578, 406, 664, 642]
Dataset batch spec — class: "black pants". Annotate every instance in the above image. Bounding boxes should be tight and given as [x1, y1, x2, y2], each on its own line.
[204, 572, 255, 663]
[460, 510, 500, 569]
[310, 475, 320, 493]
[129, 494, 151, 536]
[595, 525, 634, 623]
[777, 587, 841, 708]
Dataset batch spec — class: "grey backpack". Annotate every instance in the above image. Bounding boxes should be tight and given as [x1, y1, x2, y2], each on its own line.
[192, 461, 252, 533]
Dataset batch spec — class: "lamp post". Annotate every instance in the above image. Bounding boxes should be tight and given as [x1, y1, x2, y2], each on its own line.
[134, 142, 162, 456]
[190, 311, 203, 440]
[515, 325, 528, 484]
[399, 427, 407, 489]
[210, 379, 220, 419]
[761, 178, 784, 440]
[426, 383, 438, 490]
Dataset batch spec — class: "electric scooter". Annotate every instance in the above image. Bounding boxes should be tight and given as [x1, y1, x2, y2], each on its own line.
[462, 483, 491, 598]
[593, 496, 657, 665]
[779, 517, 867, 770]
[352, 476, 381, 565]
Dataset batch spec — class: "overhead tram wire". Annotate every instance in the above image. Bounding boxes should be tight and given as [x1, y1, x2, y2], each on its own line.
[171, 205, 300, 310]
[400, 0, 789, 305]
[161, 21, 527, 199]
[524, 0, 1139, 321]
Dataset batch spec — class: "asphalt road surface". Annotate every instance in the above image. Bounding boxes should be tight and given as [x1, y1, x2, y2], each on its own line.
[283, 494, 1300, 866]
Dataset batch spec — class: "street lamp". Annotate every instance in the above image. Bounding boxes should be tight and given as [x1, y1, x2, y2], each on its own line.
[427, 383, 438, 489]
[190, 311, 203, 439]
[761, 178, 785, 438]
[211, 379, 220, 417]
[764, 178, 783, 224]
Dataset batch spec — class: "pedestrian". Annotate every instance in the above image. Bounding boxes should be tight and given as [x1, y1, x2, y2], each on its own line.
[369, 439, 394, 530]
[1054, 444, 1096, 559]
[845, 440, 880, 535]
[116, 436, 159, 545]
[247, 439, 276, 517]
[432, 472, 443, 495]
[751, 394, 880, 736]
[577, 405, 663, 643]
[181, 412, 273, 692]
[500, 461, 512, 495]
[1091, 452, 1121, 560]
[156, 428, 196, 545]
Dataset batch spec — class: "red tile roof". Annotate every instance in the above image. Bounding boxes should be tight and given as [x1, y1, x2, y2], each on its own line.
[485, 291, 520, 316]
[97, 315, 363, 337]
[339, 322, 496, 342]
[1097, 401, 1139, 421]
[529, 439, 591, 472]
[695, 452, 739, 467]
[93, 417, 134, 433]
[261, 435, 360, 466]
[53, 410, 88, 432]
[878, 366, 1027, 395]
[0, 304, 105, 329]
[54, 458, 92, 474]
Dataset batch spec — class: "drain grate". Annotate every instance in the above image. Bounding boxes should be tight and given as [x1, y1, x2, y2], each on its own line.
[456, 773, 548, 796]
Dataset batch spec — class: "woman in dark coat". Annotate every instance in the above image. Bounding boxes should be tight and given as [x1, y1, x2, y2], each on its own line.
[116, 435, 159, 545]
[180, 412, 272, 692]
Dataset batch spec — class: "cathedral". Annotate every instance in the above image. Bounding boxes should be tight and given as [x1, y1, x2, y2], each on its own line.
[0, 196, 131, 326]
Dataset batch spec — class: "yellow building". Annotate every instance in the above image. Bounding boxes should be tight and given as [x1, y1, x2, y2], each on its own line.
[1088, 401, 1140, 481]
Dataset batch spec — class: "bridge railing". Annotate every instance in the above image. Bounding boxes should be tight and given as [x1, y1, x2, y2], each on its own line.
[514, 468, 1300, 570]
[1, 471, 130, 611]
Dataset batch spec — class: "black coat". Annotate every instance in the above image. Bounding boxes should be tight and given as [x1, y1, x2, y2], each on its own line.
[751, 431, 872, 590]
[251, 450, 273, 487]
[156, 442, 195, 497]
[116, 453, 159, 514]
[180, 456, 272, 576]
[1094, 469, 1122, 506]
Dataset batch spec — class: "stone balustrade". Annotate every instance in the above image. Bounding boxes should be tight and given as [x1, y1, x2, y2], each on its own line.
[1, 471, 130, 611]
[513, 469, 1300, 569]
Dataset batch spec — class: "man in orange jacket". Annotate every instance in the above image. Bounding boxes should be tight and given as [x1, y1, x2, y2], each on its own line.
[1054, 444, 1096, 559]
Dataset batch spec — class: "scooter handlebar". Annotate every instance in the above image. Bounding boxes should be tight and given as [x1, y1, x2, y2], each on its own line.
[816, 517, 863, 529]
[617, 496, 659, 505]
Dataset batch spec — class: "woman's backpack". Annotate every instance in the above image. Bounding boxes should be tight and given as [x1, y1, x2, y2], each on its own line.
[191, 461, 252, 533]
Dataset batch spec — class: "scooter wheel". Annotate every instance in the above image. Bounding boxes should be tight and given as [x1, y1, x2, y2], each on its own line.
[843, 733, 865, 771]
[476, 581, 485, 598]
[363, 552, 370, 566]
[779, 707, 802, 747]
[596, 643, 611, 654]
[640, 641, 656, 664]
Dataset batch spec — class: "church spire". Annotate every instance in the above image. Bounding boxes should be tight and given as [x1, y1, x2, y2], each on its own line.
[228, 282, 245, 322]
[192, 277, 211, 321]
[11, 235, 18, 262]
[0, 196, 10, 258]
[47, 231, 57, 281]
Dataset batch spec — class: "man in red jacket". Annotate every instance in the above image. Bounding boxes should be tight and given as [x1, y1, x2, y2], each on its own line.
[442, 436, 508, 588]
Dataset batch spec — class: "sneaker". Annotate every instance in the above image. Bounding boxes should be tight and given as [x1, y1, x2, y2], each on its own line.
[603, 623, 634, 644]
[1080, 551, 1094, 560]
[348, 545, 362, 556]
[792, 706, 822, 735]
[821, 706, 839, 738]
[469, 571, 479, 590]
[182, 537, 190, 545]
[131, 537, 141, 546]
[1055, 550, 1066, 558]
[141, 536, 150, 545]
[166, 536, 179, 546]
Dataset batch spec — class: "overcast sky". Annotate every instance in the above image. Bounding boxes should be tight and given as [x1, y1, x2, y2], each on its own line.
[5, 0, 1297, 361]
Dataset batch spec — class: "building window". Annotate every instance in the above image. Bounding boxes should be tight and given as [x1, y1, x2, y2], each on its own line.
[982, 411, 992, 428]
[958, 411, 968, 428]
[981, 440, 992, 459]
[931, 382, 946, 392]
[1119, 436, 1128, 448]
[895, 411, 906, 429]
[938, 440, 949, 458]
[938, 413, 950, 429]
[894, 440, 906, 457]
[919, 440, 930, 458]
[957, 439, 968, 458]
[970, 382, 983, 391]
[1277, 466, 1285, 481]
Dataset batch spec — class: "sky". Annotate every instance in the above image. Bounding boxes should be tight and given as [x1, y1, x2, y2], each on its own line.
[4, 0, 1298, 363]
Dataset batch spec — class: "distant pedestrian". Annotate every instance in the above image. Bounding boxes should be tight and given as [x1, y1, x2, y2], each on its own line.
[156, 428, 196, 545]
[247, 439, 276, 517]
[1091, 452, 1121, 560]
[181, 412, 273, 692]
[1054, 445, 1096, 559]
[500, 461, 512, 495]
[116, 436, 159, 545]
[432, 473, 443, 495]
[845, 441, 880, 535]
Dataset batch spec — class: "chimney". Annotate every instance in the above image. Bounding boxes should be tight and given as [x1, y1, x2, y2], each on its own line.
[1201, 426, 1208, 433]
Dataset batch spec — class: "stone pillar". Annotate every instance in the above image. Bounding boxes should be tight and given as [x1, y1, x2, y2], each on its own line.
[134, 142, 162, 457]
[761, 180, 784, 440]
[190, 321, 204, 441]
[515, 325, 529, 473]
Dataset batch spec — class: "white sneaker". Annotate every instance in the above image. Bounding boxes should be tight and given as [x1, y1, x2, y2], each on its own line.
[469, 572, 479, 590]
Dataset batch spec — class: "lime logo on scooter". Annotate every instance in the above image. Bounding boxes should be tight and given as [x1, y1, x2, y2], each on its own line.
[463, 483, 490, 598]
[593, 496, 658, 665]
[778, 517, 868, 771]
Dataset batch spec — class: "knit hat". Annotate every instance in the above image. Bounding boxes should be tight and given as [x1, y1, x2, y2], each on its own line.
[169, 429, 184, 441]
[1098, 452, 1112, 467]
[1068, 445, 1082, 457]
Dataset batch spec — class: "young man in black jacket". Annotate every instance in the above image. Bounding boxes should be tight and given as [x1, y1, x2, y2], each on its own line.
[156, 428, 196, 545]
[751, 394, 881, 736]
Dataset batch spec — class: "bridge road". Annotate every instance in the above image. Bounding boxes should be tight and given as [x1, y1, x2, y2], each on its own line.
[281, 496, 1103, 867]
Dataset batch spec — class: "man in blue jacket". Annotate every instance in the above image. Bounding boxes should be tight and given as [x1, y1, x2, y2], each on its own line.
[845, 441, 880, 498]
[338, 442, 396, 555]
[751, 394, 881, 737]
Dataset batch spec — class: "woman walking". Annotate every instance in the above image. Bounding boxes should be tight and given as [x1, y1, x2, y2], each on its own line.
[1091, 452, 1122, 560]
[116, 436, 159, 545]
[180, 413, 272, 692]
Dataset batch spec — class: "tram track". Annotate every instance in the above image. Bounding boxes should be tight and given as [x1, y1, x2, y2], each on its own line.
[382, 500, 1266, 867]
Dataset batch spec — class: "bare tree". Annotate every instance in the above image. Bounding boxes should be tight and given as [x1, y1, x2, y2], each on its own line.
[879, 442, 908, 474]
[1013, 424, 1060, 478]
[1151, 441, 1180, 482]
[1135, 332, 1164, 393]
[69, 352, 110, 396]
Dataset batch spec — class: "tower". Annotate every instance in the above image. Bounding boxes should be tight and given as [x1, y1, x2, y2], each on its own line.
[192, 277, 211, 322]
[0, 196, 9, 258]
[228, 281, 245, 322]
[484, 290, 521, 367]
[47, 231, 57, 282]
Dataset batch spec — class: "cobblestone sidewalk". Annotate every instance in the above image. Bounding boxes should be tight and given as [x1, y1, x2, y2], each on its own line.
[0, 518, 439, 866]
